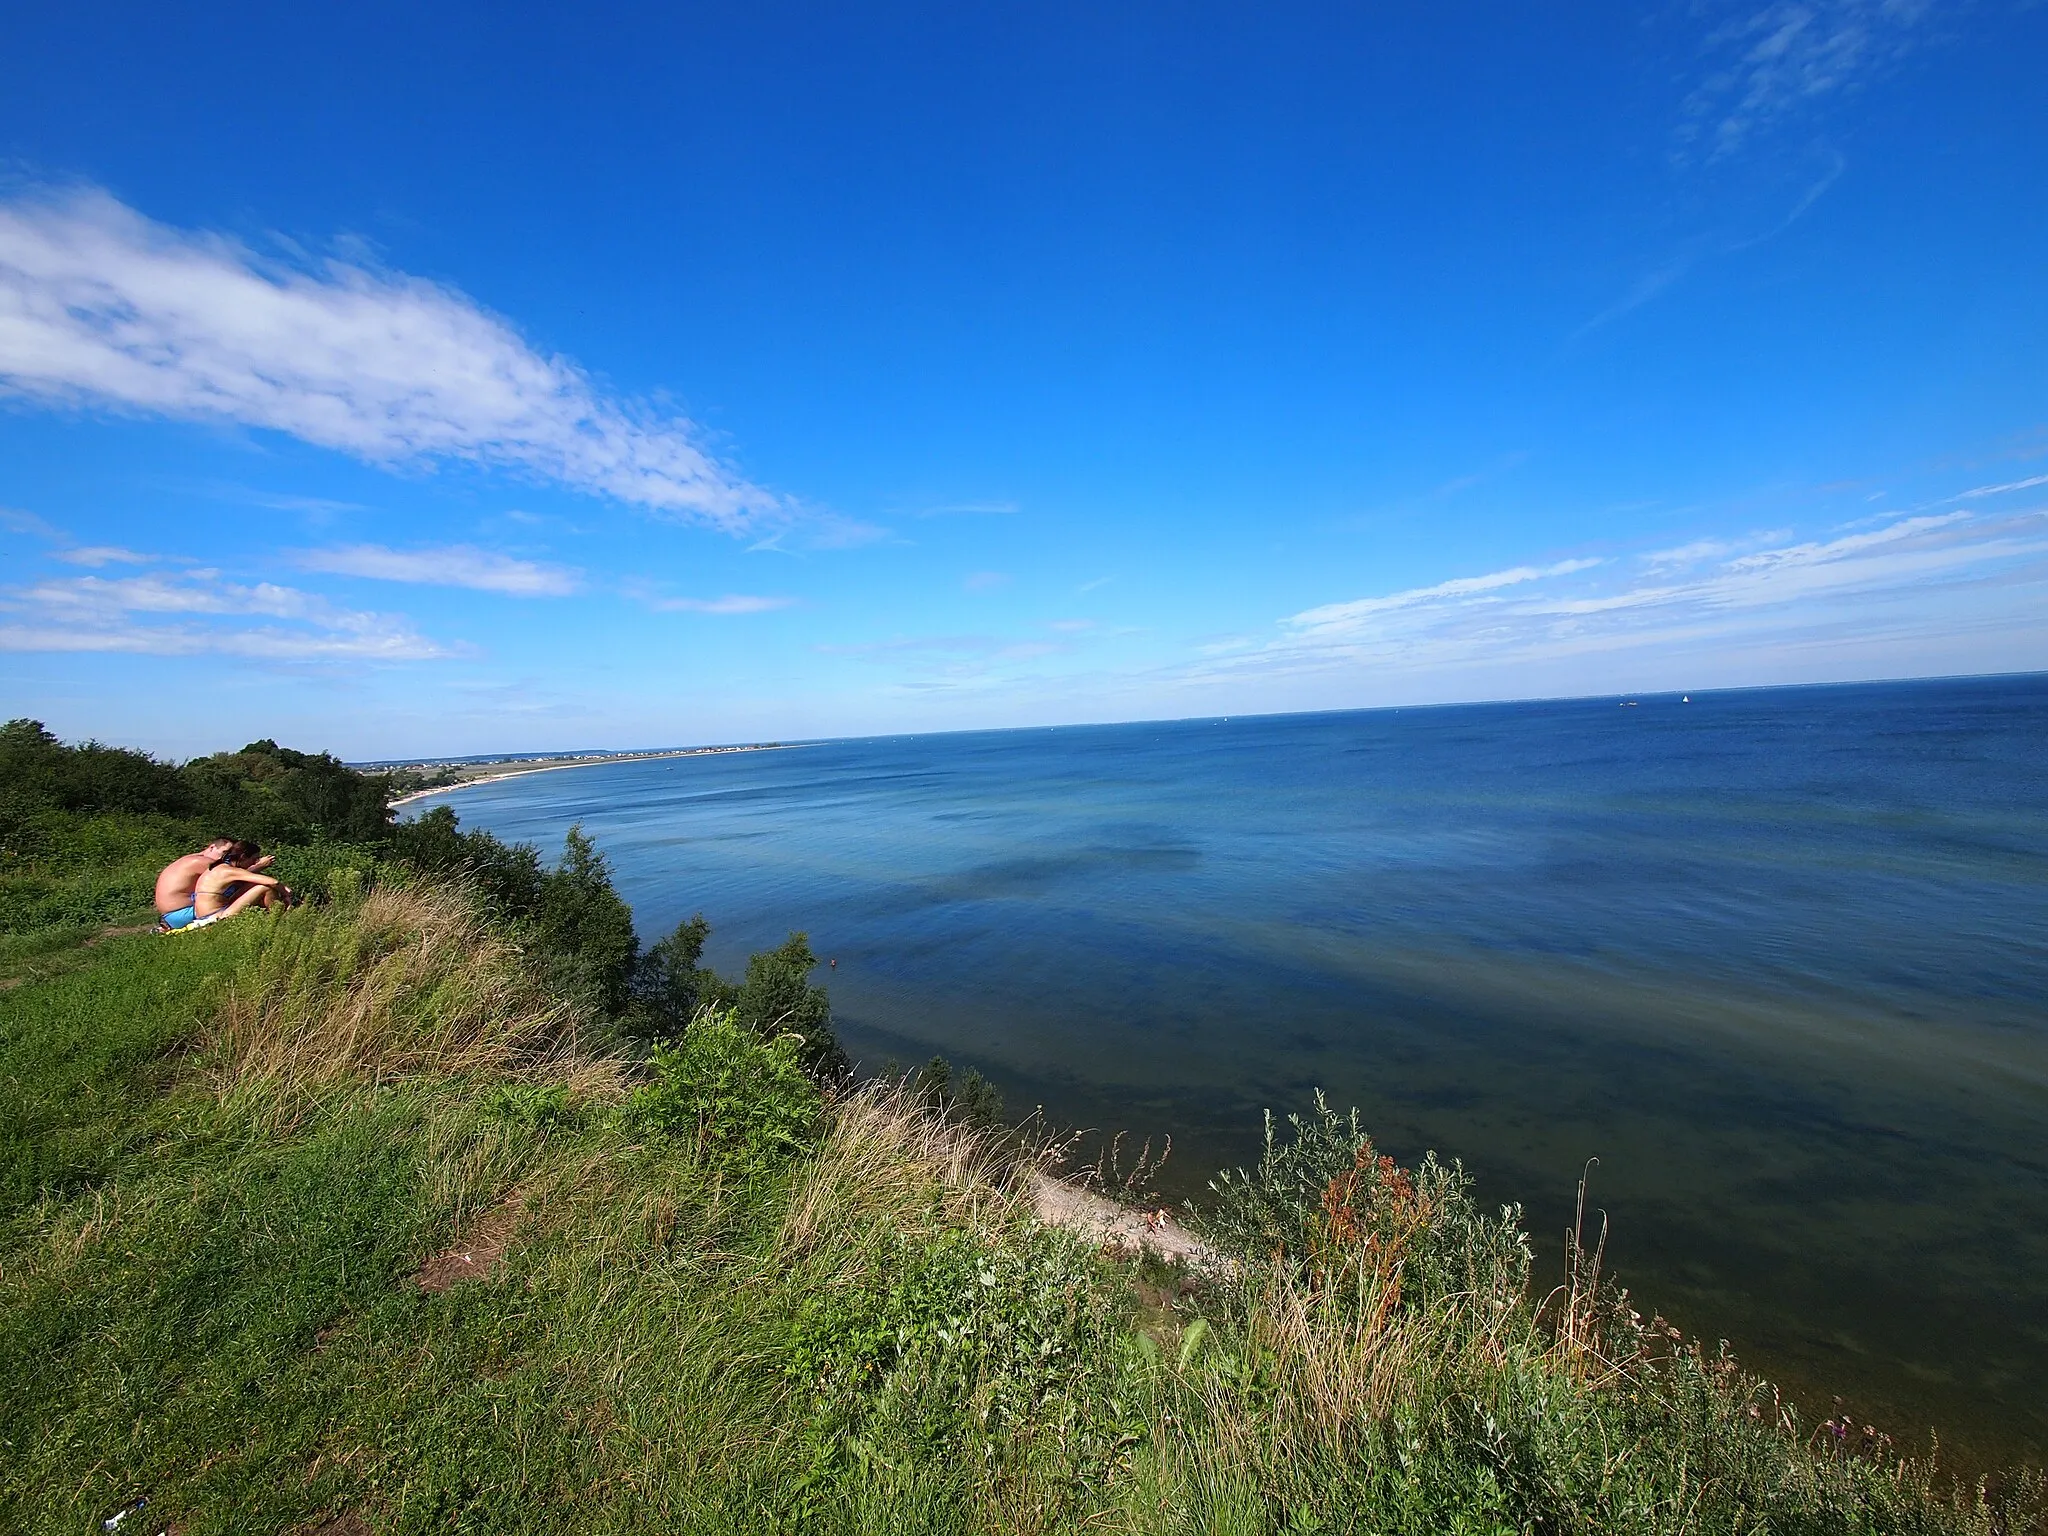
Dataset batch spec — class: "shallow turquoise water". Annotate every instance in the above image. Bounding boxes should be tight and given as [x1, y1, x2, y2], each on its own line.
[432, 676, 2048, 1459]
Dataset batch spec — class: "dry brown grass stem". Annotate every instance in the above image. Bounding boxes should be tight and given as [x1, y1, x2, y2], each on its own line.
[1194, 1260, 1446, 1468]
[777, 1079, 1031, 1267]
[204, 879, 628, 1104]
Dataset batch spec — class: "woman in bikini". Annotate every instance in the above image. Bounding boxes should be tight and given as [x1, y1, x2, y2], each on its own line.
[190, 841, 295, 926]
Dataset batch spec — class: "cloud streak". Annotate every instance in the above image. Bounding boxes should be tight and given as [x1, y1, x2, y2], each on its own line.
[297, 543, 581, 596]
[51, 544, 154, 567]
[0, 187, 777, 531]
[0, 568, 456, 660]
[1189, 508, 2048, 689]
[1682, 0, 1935, 159]
[650, 593, 798, 615]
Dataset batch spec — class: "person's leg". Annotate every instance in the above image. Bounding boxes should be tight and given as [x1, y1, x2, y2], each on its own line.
[212, 884, 279, 922]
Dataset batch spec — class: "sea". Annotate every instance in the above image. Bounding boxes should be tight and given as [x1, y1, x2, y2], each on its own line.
[418, 674, 2048, 1462]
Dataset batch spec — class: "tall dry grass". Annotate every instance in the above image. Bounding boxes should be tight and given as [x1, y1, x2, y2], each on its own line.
[778, 1078, 1033, 1265]
[202, 876, 627, 1104]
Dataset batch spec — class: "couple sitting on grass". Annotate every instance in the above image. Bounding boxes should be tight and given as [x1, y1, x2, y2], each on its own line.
[154, 838, 296, 934]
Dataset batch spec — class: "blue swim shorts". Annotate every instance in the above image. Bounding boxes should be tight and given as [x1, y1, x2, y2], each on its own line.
[161, 905, 198, 930]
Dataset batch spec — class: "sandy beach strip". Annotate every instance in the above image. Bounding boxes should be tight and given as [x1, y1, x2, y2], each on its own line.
[387, 744, 797, 808]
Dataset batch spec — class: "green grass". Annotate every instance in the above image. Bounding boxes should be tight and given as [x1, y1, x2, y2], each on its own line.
[0, 886, 2039, 1534]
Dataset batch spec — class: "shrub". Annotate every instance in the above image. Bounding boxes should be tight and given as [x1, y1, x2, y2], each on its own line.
[1203, 1090, 1530, 1314]
[534, 826, 639, 1015]
[622, 1010, 824, 1166]
[183, 738, 394, 844]
[730, 931, 846, 1079]
[626, 912, 727, 1040]
[906, 1055, 1005, 1133]
[0, 718, 194, 820]
[385, 806, 545, 918]
[786, 1223, 1142, 1499]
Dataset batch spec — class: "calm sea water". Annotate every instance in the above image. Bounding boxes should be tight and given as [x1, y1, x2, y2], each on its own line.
[428, 675, 2048, 1460]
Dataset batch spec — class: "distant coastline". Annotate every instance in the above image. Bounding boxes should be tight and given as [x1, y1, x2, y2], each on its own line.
[386, 743, 796, 808]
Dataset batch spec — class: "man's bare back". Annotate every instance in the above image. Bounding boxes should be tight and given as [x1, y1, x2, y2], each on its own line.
[155, 841, 233, 917]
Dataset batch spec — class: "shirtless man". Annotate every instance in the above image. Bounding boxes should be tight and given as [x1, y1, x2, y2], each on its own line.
[155, 838, 236, 931]
[191, 841, 293, 925]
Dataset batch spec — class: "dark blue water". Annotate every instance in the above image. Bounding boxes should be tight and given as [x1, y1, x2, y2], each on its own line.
[430, 675, 2048, 1460]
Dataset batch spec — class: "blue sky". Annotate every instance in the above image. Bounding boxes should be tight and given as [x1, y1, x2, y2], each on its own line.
[3, 0, 2045, 758]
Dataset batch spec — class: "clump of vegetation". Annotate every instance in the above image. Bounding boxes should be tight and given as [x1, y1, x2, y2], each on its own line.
[1204, 1091, 1530, 1313]
[624, 1010, 824, 1164]
[904, 1054, 1007, 1132]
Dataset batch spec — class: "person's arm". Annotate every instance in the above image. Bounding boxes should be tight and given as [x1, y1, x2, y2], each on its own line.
[200, 867, 283, 892]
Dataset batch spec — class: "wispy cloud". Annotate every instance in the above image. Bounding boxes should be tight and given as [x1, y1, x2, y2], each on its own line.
[1287, 559, 1603, 638]
[745, 508, 890, 553]
[964, 571, 1011, 592]
[1640, 529, 1791, 568]
[817, 633, 1061, 662]
[0, 506, 62, 540]
[222, 489, 372, 518]
[911, 500, 1020, 518]
[1951, 473, 2048, 502]
[649, 593, 797, 615]
[0, 568, 455, 660]
[0, 187, 777, 531]
[297, 542, 581, 596]
[1187, 508, 2048, 688]
[1681, 0, 1936, 160]
[51, 544, 154, 567]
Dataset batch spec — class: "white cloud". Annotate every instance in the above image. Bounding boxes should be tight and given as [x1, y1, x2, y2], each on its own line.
[1640, 530, 1793, 568]
[964, 571, 1011, 592]
[0, 187, 777, 531]
[912, 500, 1019, 518]
[51, 544, 154, 566]
[1683, 0, 1934, 159]
[0, 506, 62, 539]
[1188, 508, 2048, 689]
[297, 543, 581, 596]
[1286, 559, 1603, 638]
[652, 593, 798, 615]
[1952, 473, 2048, 502]
[0, 569, 454, 660]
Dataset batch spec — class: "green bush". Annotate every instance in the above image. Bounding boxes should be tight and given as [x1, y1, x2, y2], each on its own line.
[730, 930, 847, 1079]
[181, 738, 394, 844]
[905, 1055, 1005, 1132]
[534, 826, 640, 1015]
[623, 1010, 824, 1165]
[627, 911, 723, 1039]
[786, 1223, 1142, 1499]
[1203, 1090, 1530, 1312]
[384, 805, 544, 917]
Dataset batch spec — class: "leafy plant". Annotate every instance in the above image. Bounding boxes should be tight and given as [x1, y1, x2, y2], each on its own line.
[534, 826, 641, 1015]
[906, 1055, 1005, 1132]
[1204, 1091, 1530, 1312]
[786, 1224, 1141, 1497]
[622, 1009, 824, 1165]
[626, 911, 726, 1040]
[730, 930, 847, 1079]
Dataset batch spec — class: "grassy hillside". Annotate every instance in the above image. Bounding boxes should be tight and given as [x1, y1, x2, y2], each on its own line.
[3, 872, 2039, 1534]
